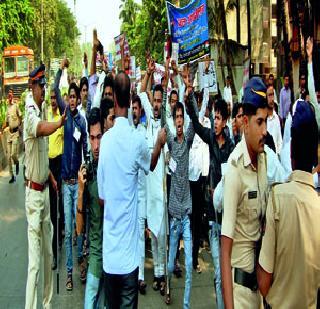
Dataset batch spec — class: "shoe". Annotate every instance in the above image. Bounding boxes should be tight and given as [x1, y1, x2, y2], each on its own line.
[79, 258, 87, 283]
[9, 176, 16, 184]
[66, 273, 73, 291]
[52, 257, 57, 270]
[16, 162, 19, 175]
[159, 276, 166, 296]
[138, 280, 147, 295]
[173, 261, 182, 278]
[152, 277, 160, 291]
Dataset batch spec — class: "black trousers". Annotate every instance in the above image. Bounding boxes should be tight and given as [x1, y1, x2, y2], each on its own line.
[104, 267, 138, 309]
[190, 178, 204, 269]
[49, 155, 63, 260]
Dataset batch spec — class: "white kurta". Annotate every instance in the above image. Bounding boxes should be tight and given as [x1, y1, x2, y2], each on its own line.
[146, 117, 165, 237]
[139, 92, 166, 238]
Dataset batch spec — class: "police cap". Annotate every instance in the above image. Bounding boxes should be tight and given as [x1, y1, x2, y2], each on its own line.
[243, 77, 267, 108]
[29, 64, 46, 85]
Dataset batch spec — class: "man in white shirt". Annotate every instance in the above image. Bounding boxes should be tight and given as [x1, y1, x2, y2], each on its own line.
[97, 72, 166, 308]
[266, 85, 282, 155]
[138, 59, 168, 294]
[131, 94, 148, 294]
[223, 76, 233, 112]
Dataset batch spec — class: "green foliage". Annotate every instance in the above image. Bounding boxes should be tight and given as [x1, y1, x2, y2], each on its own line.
[0, 0, 79, 70]
[120, 0, 168, 69]
[29, 0, 80, 67]
[0, 0, 35, 51]
[0, 100, 7, 128]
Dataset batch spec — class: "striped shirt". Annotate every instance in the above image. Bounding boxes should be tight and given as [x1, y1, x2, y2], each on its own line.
[166, 122, 195, 219]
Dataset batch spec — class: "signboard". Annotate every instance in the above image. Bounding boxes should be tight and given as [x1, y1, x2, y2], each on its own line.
[166, 0, 209, 64]
[198, 60, 217, 93]
[114, 33, 130, 62]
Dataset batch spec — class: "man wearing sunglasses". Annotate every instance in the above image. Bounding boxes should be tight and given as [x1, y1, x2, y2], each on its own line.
[54, 59, 88, 291]
[24, 64, 66, 309]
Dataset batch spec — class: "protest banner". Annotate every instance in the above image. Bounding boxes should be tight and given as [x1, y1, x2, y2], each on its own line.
[198, 60, 218, 93]
[166, 0, 209, 64]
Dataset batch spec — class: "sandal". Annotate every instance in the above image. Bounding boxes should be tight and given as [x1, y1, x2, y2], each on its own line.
[80, 258, 87, 283]
[152, 277, 160, 291]
[196, 265, 202, 274]
[159, 277, 166, 296]
[138, 280, 147, 295]
[165, 293, 171, 305]
[66, 274, 73, 291]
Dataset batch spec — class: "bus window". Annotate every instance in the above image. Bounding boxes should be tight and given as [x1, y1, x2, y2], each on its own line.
[17, 56, 29, 77]
[4, 57, 15, 78]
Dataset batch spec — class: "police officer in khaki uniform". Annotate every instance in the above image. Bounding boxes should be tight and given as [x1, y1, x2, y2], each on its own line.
[221, 77, 269, 309]
[3, 88, 22, 183]
[257, 101, 320, 308]
[24, 64, 66, 309]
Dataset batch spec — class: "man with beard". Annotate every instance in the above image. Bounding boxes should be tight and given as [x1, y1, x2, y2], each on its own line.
[139, 58, 167, 295]
[24, 64, 66, 308]
[54, 59, 88, 291]
[221, 77, 269, 308]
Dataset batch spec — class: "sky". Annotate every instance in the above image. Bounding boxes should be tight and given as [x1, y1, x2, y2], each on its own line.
[65, 0, 141, 49]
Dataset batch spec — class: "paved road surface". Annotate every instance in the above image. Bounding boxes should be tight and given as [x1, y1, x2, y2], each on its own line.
[0, 162, 217, 308]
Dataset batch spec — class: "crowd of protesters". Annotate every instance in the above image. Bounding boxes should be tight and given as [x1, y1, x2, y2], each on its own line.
[3, 27, 319, 309]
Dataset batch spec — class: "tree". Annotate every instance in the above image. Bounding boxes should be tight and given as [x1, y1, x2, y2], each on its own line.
[29, 0, 79, 67]
[119, 0, 167, 69]
[208, 0, 237, 93]
[0, 0, 35, 51]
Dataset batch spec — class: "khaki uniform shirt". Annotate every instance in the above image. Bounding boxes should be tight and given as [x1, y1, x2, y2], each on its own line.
[6, 102, 21, 130]
[24, 100, 49, 184]
[259, 170, 320, 308]
[221, 137, 268, 273]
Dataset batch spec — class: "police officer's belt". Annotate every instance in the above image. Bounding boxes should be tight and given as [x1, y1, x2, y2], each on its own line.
[234, 267, 258, 291]
[9, 127, 18, 133]
[26, 180, 47, 192]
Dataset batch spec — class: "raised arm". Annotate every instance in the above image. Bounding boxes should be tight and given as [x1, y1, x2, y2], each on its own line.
[186, 91, 212, 145]
[199, 87, 209, 121]
[54, 63, 67, 114]
[90, 29, 99, 76]
[306, 36, 320, 132]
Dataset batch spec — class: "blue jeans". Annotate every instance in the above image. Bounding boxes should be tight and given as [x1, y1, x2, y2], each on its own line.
[63, 182, 83, 273]
[84, 271, 105, 309]
[168, 215, 192, 309]
[209, 222, 224, 309]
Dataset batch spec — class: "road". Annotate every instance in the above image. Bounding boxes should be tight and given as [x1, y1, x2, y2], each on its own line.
[0, 161, 217, 308]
